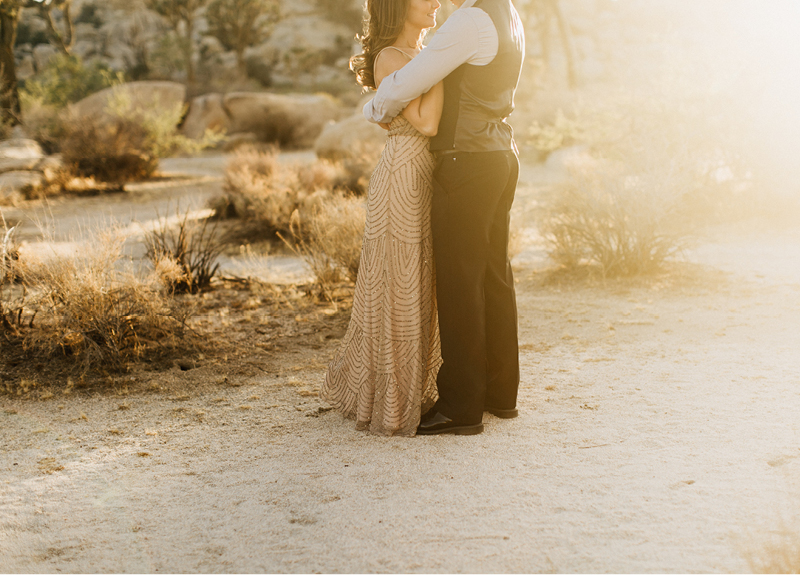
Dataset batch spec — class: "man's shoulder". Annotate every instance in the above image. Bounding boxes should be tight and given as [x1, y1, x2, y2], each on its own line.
[439, 6, 491, 31]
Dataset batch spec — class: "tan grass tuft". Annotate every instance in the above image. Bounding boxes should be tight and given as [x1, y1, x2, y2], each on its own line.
[305, 194, 366, 283]
[744, 520, 800, 574]
[539, 159, 694, 277]
[12, 226, 195, 374]
[61, 115, 159, 183]
[211, 147, 369, 240]
[145, 208, 223, 294]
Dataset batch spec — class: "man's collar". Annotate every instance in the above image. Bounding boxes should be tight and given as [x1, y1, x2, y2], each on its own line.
[459, 0, 478, 9]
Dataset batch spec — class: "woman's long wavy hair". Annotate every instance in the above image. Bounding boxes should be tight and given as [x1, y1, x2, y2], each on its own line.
[350, 0, 417, 90]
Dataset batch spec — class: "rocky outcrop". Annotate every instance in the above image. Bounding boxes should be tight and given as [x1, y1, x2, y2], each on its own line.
[314, 112, 387, 161]
[182, 91, 347, 149]
[0, 139, 45, 173]
[181, 93, 231, 140]
[0, 171, 45, 203]
[0, 138, 62, 204]
[224, 92, 345, 148]
[70, 81, 187, 124]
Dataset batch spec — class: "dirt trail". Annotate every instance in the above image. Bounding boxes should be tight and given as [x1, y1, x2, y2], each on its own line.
[1, 154, 800, 572]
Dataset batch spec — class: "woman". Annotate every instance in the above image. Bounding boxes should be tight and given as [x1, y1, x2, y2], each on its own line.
[321, 0, 444, 436]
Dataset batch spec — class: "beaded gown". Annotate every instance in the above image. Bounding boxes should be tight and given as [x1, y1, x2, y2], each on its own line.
[320, 106, 441, 436]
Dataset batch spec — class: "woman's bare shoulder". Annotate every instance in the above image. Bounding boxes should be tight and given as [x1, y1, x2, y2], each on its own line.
[374, 48, 414, 87]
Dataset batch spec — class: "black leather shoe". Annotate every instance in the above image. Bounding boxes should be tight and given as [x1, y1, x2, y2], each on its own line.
[416, 412, 484, 436]
[485, 406, 518, 419]
[419, 408, 438, 424]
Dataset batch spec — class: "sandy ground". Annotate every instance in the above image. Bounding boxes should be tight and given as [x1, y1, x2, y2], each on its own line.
[1, 154, 800, 573]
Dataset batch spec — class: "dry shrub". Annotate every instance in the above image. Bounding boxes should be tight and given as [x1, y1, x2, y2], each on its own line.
[213, 146, 356, 236]
[17, 228, 193, 372]
[44, 88, 222, 185]
[537, 84, 750, 276]
[1, 219, 27, 335]
[322, 141, 383, 197]
[295, 159, 348, 194]
[744, 513, 800, 574]
[541, 155, 694, 276]
[305, 194, 366, 283]
[145, 209, 224, 294]
[61, 116, 159, 183]
[339, 153, 377, 196]
[215, 146, 299, 232]
[281, 194, 366, 300]
[747, 533, 800, 574]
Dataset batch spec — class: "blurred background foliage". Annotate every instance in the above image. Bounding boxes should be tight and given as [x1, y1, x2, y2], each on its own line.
[0, 0, 797, 278]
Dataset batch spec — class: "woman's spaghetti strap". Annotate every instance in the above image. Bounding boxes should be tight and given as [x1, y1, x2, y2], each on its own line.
[376, 46, 415, 62]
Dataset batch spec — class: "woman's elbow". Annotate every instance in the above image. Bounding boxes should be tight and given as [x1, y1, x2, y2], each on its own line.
[420, 123, 438, 137]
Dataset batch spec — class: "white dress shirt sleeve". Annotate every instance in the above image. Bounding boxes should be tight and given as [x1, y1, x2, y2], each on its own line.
[363, 7, 498, 124]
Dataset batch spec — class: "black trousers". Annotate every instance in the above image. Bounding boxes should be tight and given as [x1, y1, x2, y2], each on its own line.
[431, 149, 520, 423]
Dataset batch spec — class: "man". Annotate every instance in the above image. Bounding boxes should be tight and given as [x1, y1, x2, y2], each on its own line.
[364, 0, 525, 436]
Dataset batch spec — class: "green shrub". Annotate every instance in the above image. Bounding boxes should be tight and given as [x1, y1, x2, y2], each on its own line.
[106, 88, 223, 158]
[55, 87, 222, 184]
[74, 2, 103, 28]
[22, 54, 123, 109]
[19, 92, 68, 155]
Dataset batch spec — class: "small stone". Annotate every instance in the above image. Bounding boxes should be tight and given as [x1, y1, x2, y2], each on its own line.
[0, 171, 44, 202]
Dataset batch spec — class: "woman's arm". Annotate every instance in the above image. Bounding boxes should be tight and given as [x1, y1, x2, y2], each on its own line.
[400, 81, 443, 136]
[375, 49, 444, 137]
[365, 9, 489, 124]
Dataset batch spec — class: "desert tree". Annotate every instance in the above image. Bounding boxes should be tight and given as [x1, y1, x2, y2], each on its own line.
[0, 0, 24, 124]
[315, 0, 360, 31]
[145, 0, 207, 83]
[205, 0, 280, 76]
[0, 0, 75, 123]
[517, 0, 576, 88]
[33, 0, 75, 55]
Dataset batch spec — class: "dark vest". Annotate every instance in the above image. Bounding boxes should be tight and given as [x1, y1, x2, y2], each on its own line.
[429, 0, 525, 153]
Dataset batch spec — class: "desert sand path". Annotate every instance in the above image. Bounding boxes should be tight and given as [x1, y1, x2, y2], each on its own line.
[1, 157, 799, 572]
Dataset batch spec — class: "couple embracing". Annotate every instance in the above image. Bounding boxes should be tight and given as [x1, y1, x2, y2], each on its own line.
[321, 0, 525, 436]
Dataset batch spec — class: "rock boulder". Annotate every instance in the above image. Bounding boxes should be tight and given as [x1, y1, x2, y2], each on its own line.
[314, 112, 387, 161]
[0, 139, 45, 174]
[222, 92, 346, 149]
[0, 171, 44, 203]
[181, 93, 231, 140]
[70, 81, 187, 124]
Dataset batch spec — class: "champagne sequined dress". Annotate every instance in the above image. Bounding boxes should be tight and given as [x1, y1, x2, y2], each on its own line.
[320, 111, 442, 436]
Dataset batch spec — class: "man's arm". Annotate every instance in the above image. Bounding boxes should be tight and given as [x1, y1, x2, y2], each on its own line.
[363, 9, 494, 124]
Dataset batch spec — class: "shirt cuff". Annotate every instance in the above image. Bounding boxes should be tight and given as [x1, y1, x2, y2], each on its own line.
[363, 74, 401, 124]
[362, 97, 379, 124]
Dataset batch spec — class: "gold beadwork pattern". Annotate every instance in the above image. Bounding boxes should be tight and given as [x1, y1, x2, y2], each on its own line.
[321, 115, 441, 436]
